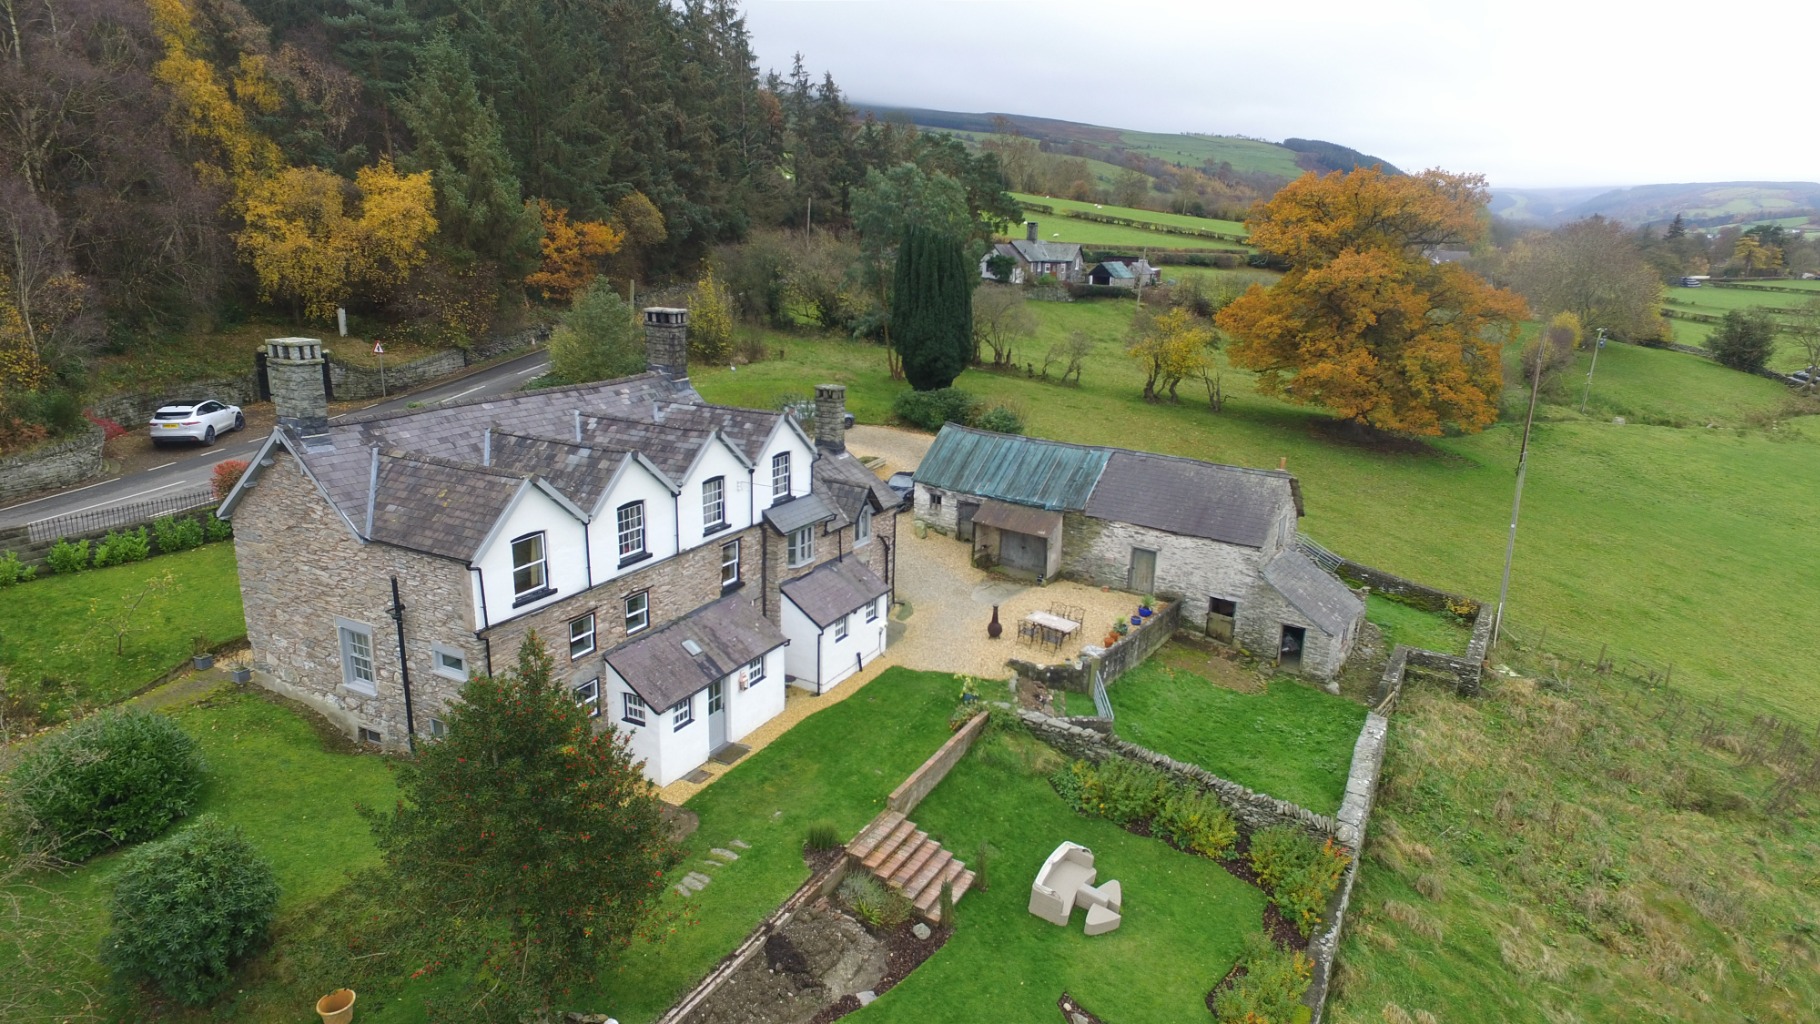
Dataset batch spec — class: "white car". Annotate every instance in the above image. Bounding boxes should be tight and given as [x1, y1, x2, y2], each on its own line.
[149, 399, 245, 446]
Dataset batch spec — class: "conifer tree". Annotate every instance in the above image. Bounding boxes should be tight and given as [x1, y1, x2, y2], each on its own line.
[892, 224, 973, 391]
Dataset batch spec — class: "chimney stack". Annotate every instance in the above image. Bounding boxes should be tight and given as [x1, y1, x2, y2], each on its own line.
[1026, 221, 1039, 242]
[643, 307, 689, 388]
[265, 338, 328, 438]
[814, 384, 847, 452]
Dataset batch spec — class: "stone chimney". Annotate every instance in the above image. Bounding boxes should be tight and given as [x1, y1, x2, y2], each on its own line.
[265, 338, 327, 437]
[1026, 221, 1039, 242]
[643, 307, 689, 386]
[814, 384, 847, 452]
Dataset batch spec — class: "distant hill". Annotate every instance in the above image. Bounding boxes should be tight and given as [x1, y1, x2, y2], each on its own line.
[1281, 139, 1403, 176]
[1492, 182, 1820, 228]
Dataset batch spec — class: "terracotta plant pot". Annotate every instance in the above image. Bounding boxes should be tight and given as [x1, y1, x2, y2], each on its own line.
[316, 989, 356, 1024]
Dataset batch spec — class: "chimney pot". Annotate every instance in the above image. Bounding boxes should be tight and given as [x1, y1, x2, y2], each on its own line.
[265, 337, 328, 437]
[814, 384, 847, 452]
[643, 307, 690, 387]
[1026, 221, 1038, 242]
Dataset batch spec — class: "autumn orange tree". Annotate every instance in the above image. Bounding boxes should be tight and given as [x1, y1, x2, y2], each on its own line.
[523, 200, 624, 302]
[1215, 168, 1527, 436]
[1128, 305, 1217, 402]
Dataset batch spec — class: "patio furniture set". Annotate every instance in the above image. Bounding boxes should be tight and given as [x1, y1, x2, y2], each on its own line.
[1018, 604, 1085, 651]
[1028, 841, 1123, 936]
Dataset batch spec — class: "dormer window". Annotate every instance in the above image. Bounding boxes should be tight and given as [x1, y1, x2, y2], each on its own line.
[617, 502, 646, 564]
[702, 476, 726, 532]
[771, 452, 791, 503]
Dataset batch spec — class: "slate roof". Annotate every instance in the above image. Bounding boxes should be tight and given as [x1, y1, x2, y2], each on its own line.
[366, 452, 526, 559]
[1008, 238, 1083, 264]
[972, 499, 1062, 539]
[486, 431, 632, 512]
[1261, 550, 1363, 637]
[1090, 261, 1135, 280]
[1086, 451, 1297, 548]
[916, 426, 1109, 511]
[780, 558, 889, 628]
[604, 595, 786, 709]
[812, 449, 898, 527]
[763, 493, 838, 534]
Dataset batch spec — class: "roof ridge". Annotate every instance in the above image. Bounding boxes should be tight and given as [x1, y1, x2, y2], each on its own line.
[490, 427, 633, 453]
[1109, 448, 1294, 481]
[333, 371, 672, 428]
[378, 448, 531, 481]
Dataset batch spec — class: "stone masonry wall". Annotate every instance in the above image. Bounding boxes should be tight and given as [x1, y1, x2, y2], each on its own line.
[1235, 573, 1349, 681]
[759, 504, 898, 627]
[1062, 512, 1270, 627]
[86, 377, 263, 429]
[327, 349, 465, 400]
[0, 426, 105, 504]
[233, 447, 477, 749]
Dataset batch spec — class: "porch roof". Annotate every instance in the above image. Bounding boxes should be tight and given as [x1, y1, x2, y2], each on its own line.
[972, 498, 1062, 539]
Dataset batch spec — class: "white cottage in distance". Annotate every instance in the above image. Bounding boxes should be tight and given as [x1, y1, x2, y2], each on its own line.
[221, 312, 900, 786]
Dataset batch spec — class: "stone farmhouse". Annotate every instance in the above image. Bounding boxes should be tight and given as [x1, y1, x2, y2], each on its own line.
[220, 313, 900, 786]
[979, 222, 1086, 284]
[911, 426, 1364, 679]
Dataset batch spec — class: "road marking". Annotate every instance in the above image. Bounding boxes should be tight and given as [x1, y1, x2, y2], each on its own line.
[59, 479, 189, 517]
[440, 384, 487, 404]
[514, 365, 547, 376]
[149, 462, 175, 470]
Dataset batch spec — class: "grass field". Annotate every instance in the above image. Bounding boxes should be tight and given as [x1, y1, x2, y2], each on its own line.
[1010, 192, 1249, 237]
[1010, 209, 1252, 253]
[0, 543, 246, 714]
[695, 304, 1820, 723]
[1662, 283, 1818, 372]
[1365, 595, 1470, 657]
[2, 688, 398, 1022]
[852, 730, 1266, 1024]
[1102, 659, 1368, 813]
[1327, 656, 1820, 1024]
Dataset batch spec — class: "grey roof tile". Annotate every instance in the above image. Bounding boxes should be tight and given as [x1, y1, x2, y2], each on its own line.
[780, 558, 889, 628]
[1085, 451, 1296, 548]
[1262, 550, 1363, 637]
[1009, 238, 1083, 263]
[604, 595, 786, 709]
[762, 493, 837, 534]
[812, 450, 897, 526]
[366, 452, 526, 559]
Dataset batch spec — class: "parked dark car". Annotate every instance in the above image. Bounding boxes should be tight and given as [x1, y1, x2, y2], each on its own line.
[886, 471, 914, 508]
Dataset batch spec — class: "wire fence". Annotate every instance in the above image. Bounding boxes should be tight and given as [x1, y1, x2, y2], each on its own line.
[27, 487, 216, 543]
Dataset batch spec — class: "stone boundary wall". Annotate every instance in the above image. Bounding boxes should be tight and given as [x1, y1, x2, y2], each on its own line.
[1007, 599, 1179, 695]
[887, 711, 988, 814]
[656, 855, 852, 1024]
[324, 325, 547, 400]
[1331, 558, 1473, 615]
[0, 426, 105, 504]
[0, 504, 223, 570]
[86, 376, 263, 428]
[1018, 709, 1336, 840]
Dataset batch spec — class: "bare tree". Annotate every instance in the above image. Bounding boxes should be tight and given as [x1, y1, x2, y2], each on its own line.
[972, 283, 1034, 367]
[1784, 299, 1820, 393]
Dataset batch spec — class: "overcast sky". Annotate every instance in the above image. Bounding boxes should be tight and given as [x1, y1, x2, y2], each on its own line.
[744, 0, 1816, 190]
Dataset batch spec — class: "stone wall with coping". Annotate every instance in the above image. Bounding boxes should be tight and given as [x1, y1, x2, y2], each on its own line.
[86, 378, 263, 428]
[887, 711, 988, 814]
[0, 504, 221, 570]
[0, 426, 106, 504]
[326, 349, 466, 399]
[1008, 599, 1179, 695]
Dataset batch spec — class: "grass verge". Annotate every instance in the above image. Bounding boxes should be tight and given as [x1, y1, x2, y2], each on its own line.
[852, 730, 1265, 1023]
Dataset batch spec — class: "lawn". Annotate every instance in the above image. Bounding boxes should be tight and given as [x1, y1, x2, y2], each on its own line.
[1010, 192, 1249, 237]
[1098, 658, 1367, 814]
[0, 542, 246, 713]
[1, 687, 399, 1022]
[852, 730, 1266, 1024]
[1010, 207, 1253, 253]
[1365, 594, 1470, 657]
[1329, 656, 1820, 1024]
[694, 303, 1820, 723]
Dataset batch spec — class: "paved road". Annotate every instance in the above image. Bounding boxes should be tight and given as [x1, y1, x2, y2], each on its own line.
[0, 349, 551, 529]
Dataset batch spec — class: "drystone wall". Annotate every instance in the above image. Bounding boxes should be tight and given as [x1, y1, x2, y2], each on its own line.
[326, 349, 465, 399]
[1007, 599, 1179, 695]
[86, 376, 263, 428]
[0, 426, 105, 504]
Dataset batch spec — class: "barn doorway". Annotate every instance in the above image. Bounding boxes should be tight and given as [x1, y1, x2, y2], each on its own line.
[1128, 547, 1157, 595]
[1000, 530, 1047, 574]
[957, 500, 981, 543]
[1207, 597, 1237, 644]
[1278, 625, 1306, 671]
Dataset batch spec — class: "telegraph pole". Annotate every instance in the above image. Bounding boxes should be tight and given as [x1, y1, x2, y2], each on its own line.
[1579, 327, 1607, 414]
[1494, 339, 1548, 646]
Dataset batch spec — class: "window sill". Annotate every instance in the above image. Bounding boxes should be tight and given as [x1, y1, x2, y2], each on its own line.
[673, 720, 694, 732]
[512, 586, 555, 608]
[626, 624, 649, 636]
[704, 521, 731, 537]
[786, 559, 813, 570]
[432, 668, 468, 682]
[338, 682, 378, 699]
[721, 579, 745, 592]
[621, 717, 645, 728]
[618, 551, 652, 569]
[570, 647, 596, 661]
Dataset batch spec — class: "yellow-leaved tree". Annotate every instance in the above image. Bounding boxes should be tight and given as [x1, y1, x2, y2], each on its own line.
[524, 201, 624, 303]
[687, 267, 736, 363]
[237, 160, 437, 321]
[1127, 305, 1218, 402]
[147, 0, 284, 191]
[1215, 168, 1527, 436]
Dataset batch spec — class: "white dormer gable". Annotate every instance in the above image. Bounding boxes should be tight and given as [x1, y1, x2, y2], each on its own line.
[755, 416, 816, 511]
[590, 452, 679, 583]
[470, 479, 590, 628]
[678, 432, 756, 550]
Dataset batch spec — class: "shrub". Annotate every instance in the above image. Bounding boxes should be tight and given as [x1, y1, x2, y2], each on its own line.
[203, 513, 234, 542]
[154, 515, 206, 554]
[892, 387, 978, 432]
[1249, 826, 1352, 937]
[1707, 310, 1776, 372]
[211, 459, 249, 501]
[838, 873, 912, 929]
[45, 537, 90, 574]
[1212, 933, 1314, 1024]
[101, 815, 280, 1005]
[93, 527, 151, 567]
[973, 404, 1024, 435]
[804, 821, 842, 851]
[0, 550, 35, 586]
[9, 708, 207, 861]
[1154, 789, 1238, 859]
[1051, 757, 1170, 826]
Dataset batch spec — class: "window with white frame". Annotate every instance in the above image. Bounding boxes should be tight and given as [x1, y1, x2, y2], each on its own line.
[720, 539, 741, 587]
[771, 452, 791, 501]
[671, 696, 694, 730]
[617, 502, 645, 561]
[787, 526, 813, 567]
[866, 597, 880, 622]
[624, 590, 649, 634]
[338, 620, 376, 693]
[511, 533, 547, 599]
[746, 655, 766, 684]
[622, 691, 647, 726]
[702, 476, 726, 531]
[569, 613, 596, 659]
[430, 643, 468, 681]
[574, 677, 600, 717]
[834, 615, 849, 641]
[855, 505, 872, 544]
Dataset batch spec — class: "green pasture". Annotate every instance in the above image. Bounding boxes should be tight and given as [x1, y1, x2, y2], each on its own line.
[1663, 285, 1811, 314]
[1008, 209, 1252, 253]
[696, 303, 1820, 722]
[1010, 192, 1249, 236]
[1366, 595, 1471, 657]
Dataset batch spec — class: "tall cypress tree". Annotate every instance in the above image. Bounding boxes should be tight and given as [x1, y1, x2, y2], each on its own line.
[893, 224, 972, 391]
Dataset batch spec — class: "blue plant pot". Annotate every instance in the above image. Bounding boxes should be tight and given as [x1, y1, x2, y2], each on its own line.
[1138, 607, 1153, 618]
[1130, 615, 1142, 626]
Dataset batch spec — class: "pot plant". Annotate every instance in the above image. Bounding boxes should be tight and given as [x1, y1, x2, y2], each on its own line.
[190, 635, 213, 671]
[1138, 595, 1155, 618]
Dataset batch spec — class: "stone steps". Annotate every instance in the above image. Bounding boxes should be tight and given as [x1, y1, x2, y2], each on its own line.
[845, 810, 974, 923]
